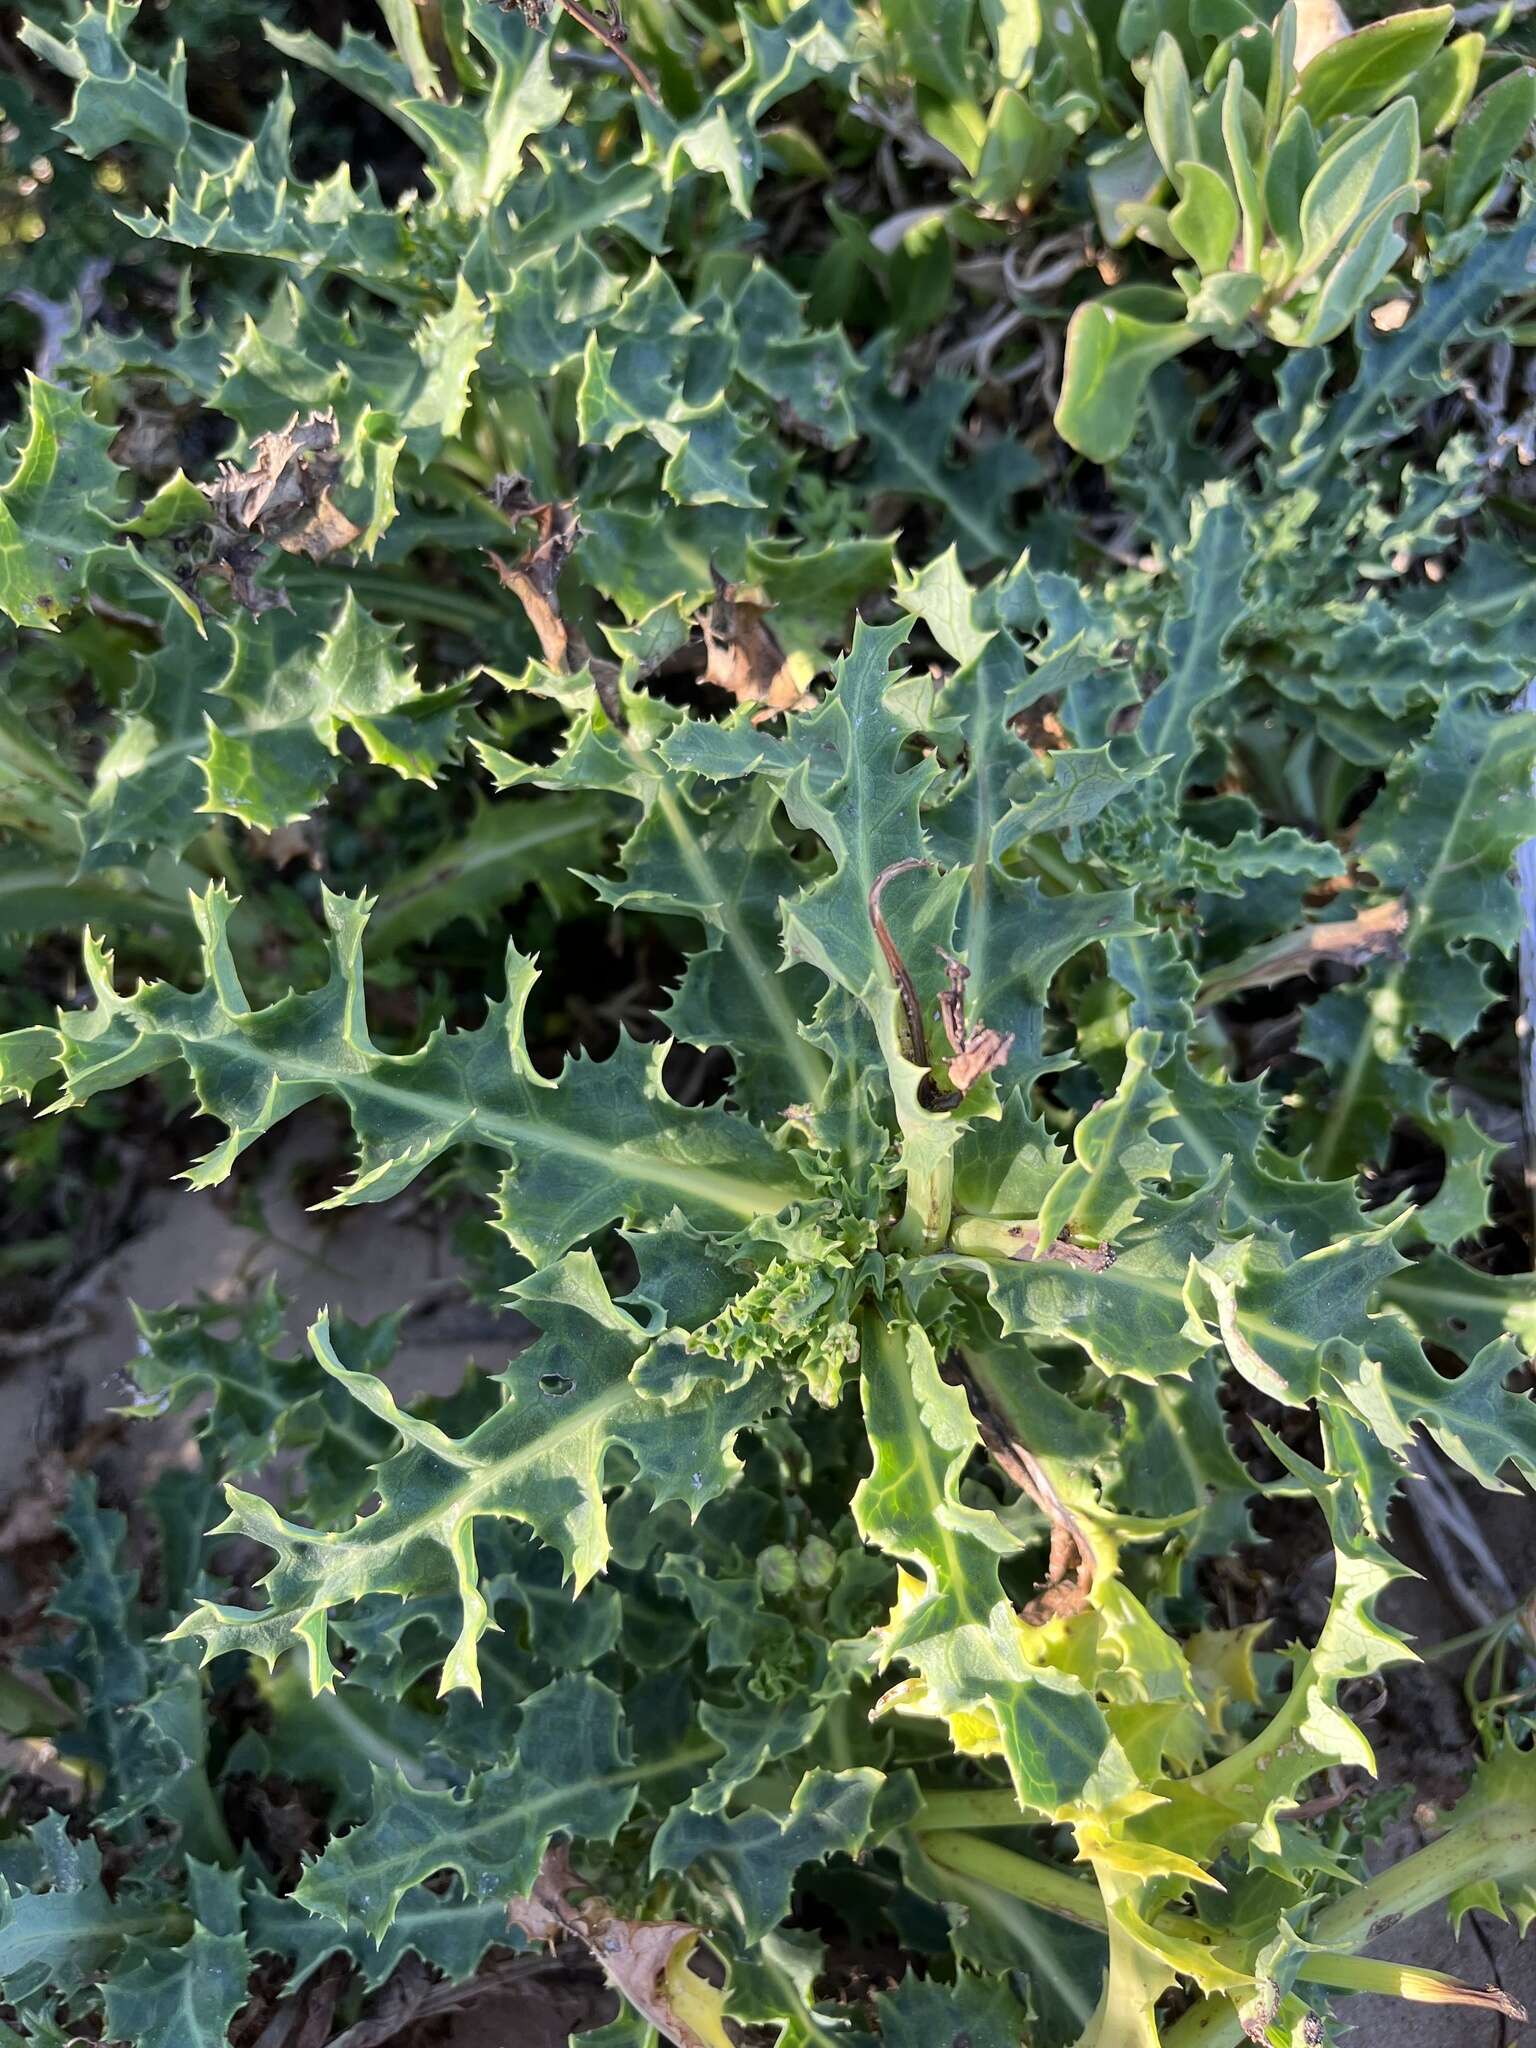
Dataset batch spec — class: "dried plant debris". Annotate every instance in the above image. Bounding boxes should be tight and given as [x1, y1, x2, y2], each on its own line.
[698, 571, 814, 718]
[196, 412, 360, 611]
[509, 1849, 731, 2048]
[487, 489, 584, 674]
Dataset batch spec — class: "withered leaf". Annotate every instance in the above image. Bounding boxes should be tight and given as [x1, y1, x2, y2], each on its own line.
[508, 1847, 732, 2048]
[699, 572, 813, 720]
[487, 492, 626, 725]
[487, 494, 583, 674]
[1197, 897, 1408, 1008]
[936, 948, 1015, 1094]
[204, 410, 360, 561]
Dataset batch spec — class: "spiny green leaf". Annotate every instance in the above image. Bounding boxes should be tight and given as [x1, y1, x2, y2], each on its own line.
[170, 1255, 780, 1695]
[0, 377, 143, 632]
[1138, 484, 1247, 802]
[1267, 212, 1536, 481]
[854, 1317, 1128, 1818]
[247, 1883, 513, 1993]
[651, 1768, 881, 1942]
[875, 1967, 1032, 2047]
[295, 1675, 635, 1939]
[854, 345, 1040, 565]
[1034, 1029, 1176, 1247]
[101, 1863, 248, 2048]
[0, 888, 800, 1263]
[0, 1817, 162, 2003]
[1354, 694, 1536, 1045]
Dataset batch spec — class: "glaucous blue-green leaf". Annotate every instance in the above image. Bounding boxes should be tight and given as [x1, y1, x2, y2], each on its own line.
[876, 1967, 1031, 2048]
[295, 1675, 635, 1938]
[855, 345, 1040, 565]
[590, 779, 832, 1119]
[170, 1256, 783, 1696]
[1136, 485, 1247, 801]
[0, 889, 800, 1263]
[264, 13, 569, 216]
[0, 1817, 159, 2003]
[1354, 694, 1536, 1045]
[1322, 1324, 1536, 1495]
[651, 1768, 881, 1942]
[0, 377, 193, 631]
[82, 598, 470, 863]
[101, 1864, 248, 2048]
[952, 1181, 1225, 1382]
[1268, 212, 1536, 482]
[247, 1882, 513, 1993]
[1034, 1029, 1176, 1247]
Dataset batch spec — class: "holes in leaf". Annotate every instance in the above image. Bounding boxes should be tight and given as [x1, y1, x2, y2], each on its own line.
[661, 1039, 735, 1108]
[539, 1371, 575, 1397]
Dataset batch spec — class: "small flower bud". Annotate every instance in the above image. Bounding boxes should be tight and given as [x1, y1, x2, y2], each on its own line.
[798, 1536, 836, 1590]
[758, 1544, 797, 1595]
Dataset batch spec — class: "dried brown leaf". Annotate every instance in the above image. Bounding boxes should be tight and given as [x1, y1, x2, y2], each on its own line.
[195, 411, 359, 613]
[486, 494, 630, 726]
[487, 497, 582, 673]
[699, 574, 812, 720]
[960, 1363, 1098, 1625]
[1197, 898, 1407, 1009]
[935, 950, 1014, 1094]
[945, 1028, 1015, 1094]
[208, 414, 343, 536]
[508, 1847, 733, 2048]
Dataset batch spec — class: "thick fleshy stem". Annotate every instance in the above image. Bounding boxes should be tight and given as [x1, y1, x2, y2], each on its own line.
[921, 1832, 1526, 2033]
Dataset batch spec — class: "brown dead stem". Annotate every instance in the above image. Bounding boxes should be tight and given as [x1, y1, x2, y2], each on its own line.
[868, 861, 1012, 1111]
[958, 1360, 1098, 1624]
[1197, 898, 1408, 1009]
[503, 0, 661, 103]
[486, 483, 626, 727]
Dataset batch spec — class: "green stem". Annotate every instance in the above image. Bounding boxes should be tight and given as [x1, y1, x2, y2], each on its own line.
[1163, 1788, 1536, 2048]
[948, 1215, 1032, 1261]
[1306, 1810, 1535, 1947]
[1019, 835, 1099, 893]
[893, 1142, 954, 1252]
[927, 1825, 1531, 2038]
[160, 1767, 238, 1869]
[922, 1831, 1110, 1933]
[914, 1789, 1028, 1831]
[1301, 1953, 1505, 2000]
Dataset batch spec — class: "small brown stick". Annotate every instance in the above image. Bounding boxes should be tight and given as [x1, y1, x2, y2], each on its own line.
[485, 492, 627, 729]
[1196, 898, 1408, 1009]
[552, 0, 661, 103]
